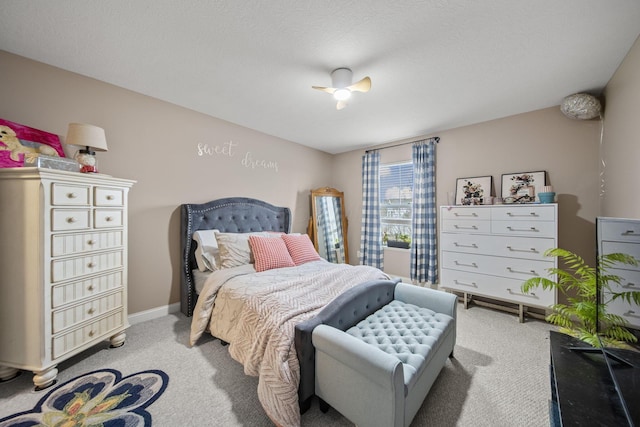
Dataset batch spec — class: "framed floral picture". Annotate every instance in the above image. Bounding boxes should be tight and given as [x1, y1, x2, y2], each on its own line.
[455, 176, 493, 205]
[501, 171, 546, 203]
[0, 118, 65, 168]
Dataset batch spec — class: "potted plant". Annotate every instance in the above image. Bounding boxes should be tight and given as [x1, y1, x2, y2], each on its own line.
[387, 233, 411, 249]
[521, 248, 640, 348]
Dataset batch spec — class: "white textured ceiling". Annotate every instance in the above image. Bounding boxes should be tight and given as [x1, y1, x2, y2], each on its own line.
[1, 1, 639, 154]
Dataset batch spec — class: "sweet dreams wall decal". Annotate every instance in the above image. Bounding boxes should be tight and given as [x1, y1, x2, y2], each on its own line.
[196, 141, 279, 173]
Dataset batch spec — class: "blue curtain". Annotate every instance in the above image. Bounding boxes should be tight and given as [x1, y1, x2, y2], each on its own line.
[360, 150, 383, 268]
[410, 138, 438, 284]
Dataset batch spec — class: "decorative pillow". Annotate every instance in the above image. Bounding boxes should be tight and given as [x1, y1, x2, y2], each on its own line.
[282, 233, 322, 265]
[192, 230, 220, 271]
[249, 235, 295, 272]
[215, 231, 283, 269]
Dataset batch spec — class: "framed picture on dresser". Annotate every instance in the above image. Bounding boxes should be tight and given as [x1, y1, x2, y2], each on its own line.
[501, 171, 546, 203]
[455, 175, 492, 205]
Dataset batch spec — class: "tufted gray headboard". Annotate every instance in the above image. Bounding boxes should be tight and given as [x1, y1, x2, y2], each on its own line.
[180, 197, 291, 316]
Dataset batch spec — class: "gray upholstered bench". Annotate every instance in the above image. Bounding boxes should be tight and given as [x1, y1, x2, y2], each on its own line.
[311, 282, 457, 427]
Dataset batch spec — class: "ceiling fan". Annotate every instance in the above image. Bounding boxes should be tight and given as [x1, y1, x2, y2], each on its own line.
[312, 68, 371, 110]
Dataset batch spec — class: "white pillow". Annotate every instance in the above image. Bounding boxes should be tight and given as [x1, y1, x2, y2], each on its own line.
[192, 230, 220, 272]
[215, 231, 283, 269]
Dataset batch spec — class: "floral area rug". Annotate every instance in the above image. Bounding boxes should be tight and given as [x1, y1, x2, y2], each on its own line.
[0, 369, 168, 427]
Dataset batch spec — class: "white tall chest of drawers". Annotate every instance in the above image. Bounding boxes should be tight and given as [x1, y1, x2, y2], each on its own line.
[0, 168, 135, 389]
[440, 204, 558, 321]
[597, 217, 640, 330]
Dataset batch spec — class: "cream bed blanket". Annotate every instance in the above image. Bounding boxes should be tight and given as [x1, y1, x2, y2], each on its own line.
[190, 260, 389, 426]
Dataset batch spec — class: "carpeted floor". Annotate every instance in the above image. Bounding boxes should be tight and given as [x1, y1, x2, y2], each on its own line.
[0, 302, 555, 426]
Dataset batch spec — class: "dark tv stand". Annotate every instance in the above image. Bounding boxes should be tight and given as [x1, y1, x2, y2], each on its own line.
[549, 331, 640, 426]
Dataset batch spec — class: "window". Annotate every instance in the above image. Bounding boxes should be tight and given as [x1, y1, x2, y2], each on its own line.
[379, 162, 413, 247]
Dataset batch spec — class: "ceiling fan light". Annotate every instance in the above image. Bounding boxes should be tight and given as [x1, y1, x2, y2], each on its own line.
[333, 88, 351, 101]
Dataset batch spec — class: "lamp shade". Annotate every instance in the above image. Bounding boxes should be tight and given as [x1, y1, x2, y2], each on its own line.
[65, 123, 108, 152]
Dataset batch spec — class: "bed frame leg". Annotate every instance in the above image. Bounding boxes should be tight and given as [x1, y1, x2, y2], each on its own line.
[299, 398, 312, 414]
[319, 398, 330, 413]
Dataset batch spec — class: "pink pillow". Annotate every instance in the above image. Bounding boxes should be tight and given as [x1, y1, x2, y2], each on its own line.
[249, 235, 295, 272]
[282, 234, 321, 265]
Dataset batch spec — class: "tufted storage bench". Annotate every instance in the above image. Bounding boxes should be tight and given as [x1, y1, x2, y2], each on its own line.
[311, 282, 457, 427]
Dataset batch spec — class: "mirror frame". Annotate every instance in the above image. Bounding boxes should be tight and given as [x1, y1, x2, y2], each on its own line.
[309, 187, 349, 264]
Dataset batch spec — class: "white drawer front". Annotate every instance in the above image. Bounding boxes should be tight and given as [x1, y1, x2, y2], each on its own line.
[441, 206, 490, 220]
[600, 220, 640, 244]
[52, 230, 123, 257]
[51, 209, 91, 231]
[51, 271, 124, 308]
[441, 269, 555, 307]
[51, 250, 123, 283]
[440, 233, 493, 255]
[52, 291, 123, 333]
[51, 183, 91, 206]
[95, 187, 124, 207]
[52, 309, 124, 359]
[441, 251, 551, 280]
[94, 209, 123, 228]
[601, 241, 640, 261]
[490, 236, 556, 261]
[441, 219, 490, 234]
[605, 267, 640, 293]
[492, 220, 556, 238]
[491, 205, 555, 221]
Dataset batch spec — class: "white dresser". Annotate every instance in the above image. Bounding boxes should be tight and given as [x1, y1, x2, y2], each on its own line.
[440, 204, 558, 321]
[597, 217, 640, 330]
[0, 168, 135, 388]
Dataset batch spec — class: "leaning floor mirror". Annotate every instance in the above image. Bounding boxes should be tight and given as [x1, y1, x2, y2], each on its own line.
[309, 187, 349, 264]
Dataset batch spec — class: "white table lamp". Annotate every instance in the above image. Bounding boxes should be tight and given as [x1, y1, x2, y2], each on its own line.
[65, 123, 108, 173]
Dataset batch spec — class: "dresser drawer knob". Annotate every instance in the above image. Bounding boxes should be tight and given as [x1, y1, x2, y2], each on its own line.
[88, 330, 95, 337]
[454, 225, 478, 230]
[66, 217, 77, 223]
[87, 284, 95, 291]
[88, 262, 96, 268]
[454, 279, 477, 287]
[507, 267, 536, 275]
[507, 288, 536, 296]
[506, 246, 537, 253]
[454, 242, 478, 248]
[88, 308, 95, 315]
[87, 239, 96, 245]
[507, 212, 538, 217]
[454, 212, 477, 217]
[106, 195, 114, 200]
[623, 282, 637, 289]
[454, 261, 477, 268]
[105, 216, 113, 222]
[507, 226, 538, 232]
[67, 192, 77, 199]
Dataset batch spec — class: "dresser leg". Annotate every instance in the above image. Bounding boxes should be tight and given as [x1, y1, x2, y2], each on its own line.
[110, 331, 126, 348]
[0, 365, 20, 382]
[33, 366, 58, 390]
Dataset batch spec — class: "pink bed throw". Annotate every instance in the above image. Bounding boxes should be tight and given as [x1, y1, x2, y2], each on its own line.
[190, 260, 389, 426]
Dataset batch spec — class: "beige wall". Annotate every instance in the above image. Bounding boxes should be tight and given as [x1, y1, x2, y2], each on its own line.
[3, 39, 636, 313]
[0, 51, 333, 314]
[334, 107, 602, 279]
[602, 35, 640, 218]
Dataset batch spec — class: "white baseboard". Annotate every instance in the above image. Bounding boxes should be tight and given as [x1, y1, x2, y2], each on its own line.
[128, 302, 181, 325]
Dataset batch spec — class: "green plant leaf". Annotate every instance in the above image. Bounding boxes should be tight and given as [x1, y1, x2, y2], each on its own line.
[522, 248, 640, 346]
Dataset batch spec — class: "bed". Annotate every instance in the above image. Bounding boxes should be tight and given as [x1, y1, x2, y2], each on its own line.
[180, 197, 391, 426]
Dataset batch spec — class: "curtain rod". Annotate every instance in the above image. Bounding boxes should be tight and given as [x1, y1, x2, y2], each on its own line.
[365, 136, 440, 153]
